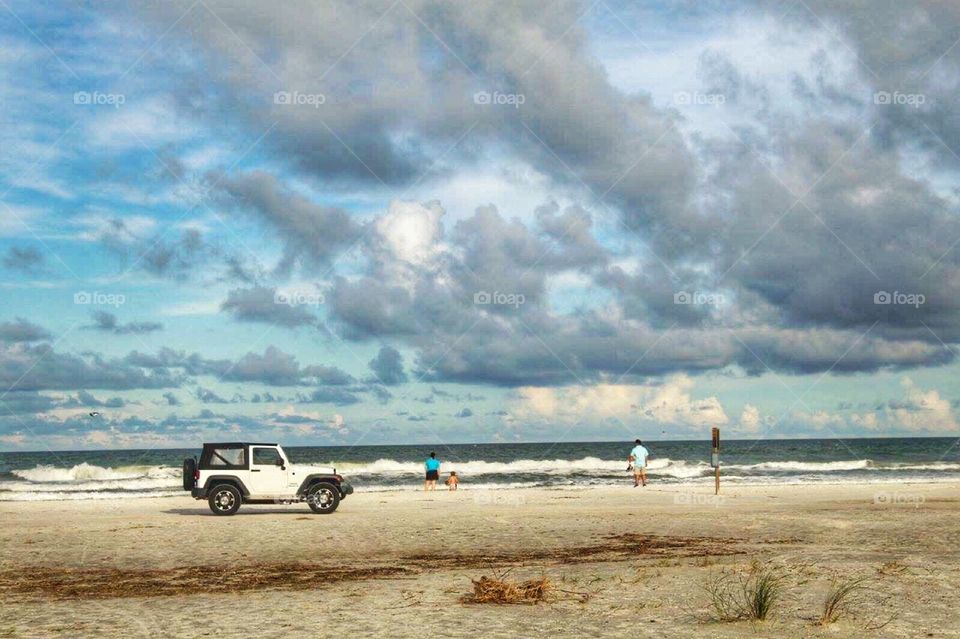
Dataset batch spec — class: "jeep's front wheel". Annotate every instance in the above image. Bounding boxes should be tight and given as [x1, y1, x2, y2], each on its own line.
[307, 482, 340, 514]
[208, 483, 242, 516]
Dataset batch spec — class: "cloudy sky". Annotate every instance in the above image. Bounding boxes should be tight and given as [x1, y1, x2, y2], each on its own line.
[1, 0, 959, 450]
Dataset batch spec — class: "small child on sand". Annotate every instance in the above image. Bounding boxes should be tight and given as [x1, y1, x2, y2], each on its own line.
[445, 471, 459, 491]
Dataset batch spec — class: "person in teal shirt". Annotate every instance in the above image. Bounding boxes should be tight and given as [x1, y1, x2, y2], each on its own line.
[628, 439, 650, 487]
[424, 452, 441, 491]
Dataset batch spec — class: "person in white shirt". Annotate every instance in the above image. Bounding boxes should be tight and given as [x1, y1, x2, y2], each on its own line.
[628, 439, 650, 487]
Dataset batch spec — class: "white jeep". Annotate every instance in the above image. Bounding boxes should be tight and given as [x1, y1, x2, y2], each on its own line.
[182, 442, 353, 515]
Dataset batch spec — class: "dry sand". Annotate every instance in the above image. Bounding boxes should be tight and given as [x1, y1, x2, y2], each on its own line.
[1, 482, 959, 638]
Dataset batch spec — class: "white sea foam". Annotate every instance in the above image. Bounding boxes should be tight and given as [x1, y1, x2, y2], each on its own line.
[0, 464, 182, 500]
[724, 460, 873, 472]
[12, 463, 179, 483]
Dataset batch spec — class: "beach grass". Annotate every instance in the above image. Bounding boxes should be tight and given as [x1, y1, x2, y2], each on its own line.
[704, 563, 785, 622]
[818, 576, 869, 626]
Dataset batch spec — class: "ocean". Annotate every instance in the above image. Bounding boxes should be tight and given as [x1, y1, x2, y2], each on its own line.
[1, 438, 959, 501]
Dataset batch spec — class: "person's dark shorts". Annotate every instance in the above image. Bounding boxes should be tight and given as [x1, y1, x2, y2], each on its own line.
[426, 470, 439, 481]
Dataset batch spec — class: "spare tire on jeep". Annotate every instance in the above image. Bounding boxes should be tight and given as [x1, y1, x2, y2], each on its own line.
[182, 457, 197, 490]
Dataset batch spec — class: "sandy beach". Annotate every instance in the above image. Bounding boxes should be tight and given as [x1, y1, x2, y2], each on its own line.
[1, 482, 958, 638]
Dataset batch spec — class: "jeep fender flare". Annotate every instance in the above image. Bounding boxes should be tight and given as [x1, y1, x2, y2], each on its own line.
[296, 474, 341, 497]
[203, 475, 251, 497]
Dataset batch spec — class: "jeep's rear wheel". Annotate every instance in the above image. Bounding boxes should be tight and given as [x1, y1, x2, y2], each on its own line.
[208, 483, 241, 515]
[307, 482, 340, 514]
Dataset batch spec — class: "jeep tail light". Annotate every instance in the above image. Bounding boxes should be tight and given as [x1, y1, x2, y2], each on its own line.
[194, 469, 200, 482]
[334, 474, 343, 482]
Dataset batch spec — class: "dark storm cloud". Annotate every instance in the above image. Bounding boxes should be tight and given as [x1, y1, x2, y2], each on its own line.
[2, 246, 44, 273]
[123, 347, 226, 377]
[126, 0, 693, 236]
[221, 286, 319, 327]
[595, 264, 714, 328]
[368, 384, 393, 404]
[0, 318, 51, 342]
[329, 203, 608, 342]
[455, 407, 473, 418]
[452, 204, 601, 305]
[0, 391, 58, 415]
[769, 1, 960, 167]
[714, 122, 960, 341]
[121, 345, 355, 388]
[99, 219, 261, 284]
[535, 203, 608, 269]
[367, 345, 408, 386]
[300, 387, 361, 406]
[195, 386, 229, 404]
[327, 276, 423, 341]
[221, 346, 355, 386]
[250, 391, 281, 403]
[0, 343, 184, 391]
[84, 311, 163, 335]
[734, 328, 953, 376]
[61, 390, 126, 409]
[324, 197, 955, 384]
[162, 392, 180, 406]
[141, 229, 214, 278]
[417, 386, 485, 403]
[92, 0, 960, 386]
[212, 171, 362, 274]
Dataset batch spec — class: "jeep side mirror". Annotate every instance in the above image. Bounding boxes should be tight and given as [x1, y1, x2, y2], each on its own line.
[276, 458, 284, 466]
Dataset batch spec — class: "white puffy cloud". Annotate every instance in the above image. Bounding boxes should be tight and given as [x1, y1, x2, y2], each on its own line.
[512, 374, 728, 431]
[374, 200, 446, 267]
[635, 375, 729, 429]
[738, 404, 762, 434]
[885, 378, 957, 432]
[792, 377, 957, 434]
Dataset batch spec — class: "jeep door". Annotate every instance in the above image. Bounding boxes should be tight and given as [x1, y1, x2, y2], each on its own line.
[250, 446, 289, 497]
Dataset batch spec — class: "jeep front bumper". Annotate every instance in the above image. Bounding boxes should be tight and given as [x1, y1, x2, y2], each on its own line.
[341, 482, 354, 497]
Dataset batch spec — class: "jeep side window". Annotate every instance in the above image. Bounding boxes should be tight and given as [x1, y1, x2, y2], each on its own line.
[210, 447, 244, 467]
[252, 447, 282, 466]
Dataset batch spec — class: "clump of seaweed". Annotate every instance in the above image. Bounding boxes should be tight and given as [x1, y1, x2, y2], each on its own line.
[461, 572, 552, 604]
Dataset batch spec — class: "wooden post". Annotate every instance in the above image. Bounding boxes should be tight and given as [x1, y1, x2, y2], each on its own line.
[711, 427, 720, 495]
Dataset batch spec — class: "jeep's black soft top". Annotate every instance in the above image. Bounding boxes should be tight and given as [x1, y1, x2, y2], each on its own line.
[198, 443, 280, 471]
